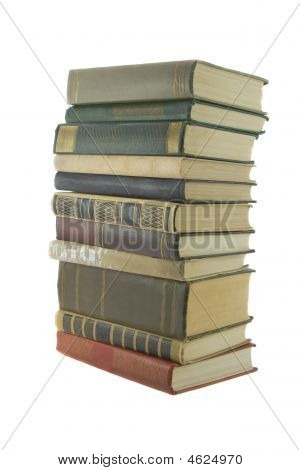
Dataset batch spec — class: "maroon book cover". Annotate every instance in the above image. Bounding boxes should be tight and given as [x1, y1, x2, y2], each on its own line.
[57, 331, 257, 394]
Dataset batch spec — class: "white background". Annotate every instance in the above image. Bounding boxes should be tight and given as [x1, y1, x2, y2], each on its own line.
[0, 0, 299, 468]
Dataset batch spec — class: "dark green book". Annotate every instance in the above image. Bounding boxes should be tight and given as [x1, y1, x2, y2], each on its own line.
[54, 121, 257, 162]
[65, 100, 267, 134]
[58, 262, 252, 339]
[54, 172, 255, 202]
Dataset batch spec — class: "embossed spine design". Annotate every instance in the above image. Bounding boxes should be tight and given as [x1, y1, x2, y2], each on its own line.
[56, 310, 182, 362]
[53, 195, 176, 233]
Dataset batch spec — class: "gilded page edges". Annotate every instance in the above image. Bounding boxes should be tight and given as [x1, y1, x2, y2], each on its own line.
[56, 126, 78, 153]
[166, 122, 182, 154]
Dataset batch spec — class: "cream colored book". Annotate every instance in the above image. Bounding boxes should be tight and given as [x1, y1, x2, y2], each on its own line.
[49, 240, 250, 281]
[54, 155, 254, 183]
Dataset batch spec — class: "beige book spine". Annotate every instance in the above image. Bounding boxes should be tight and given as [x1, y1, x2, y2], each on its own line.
[53, 192, 178, 233]
[49, 240, 186, 281]
[54, 154, 183, 179]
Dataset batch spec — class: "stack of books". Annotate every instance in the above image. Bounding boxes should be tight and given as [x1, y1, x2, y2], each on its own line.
[50, 60, 268, 394]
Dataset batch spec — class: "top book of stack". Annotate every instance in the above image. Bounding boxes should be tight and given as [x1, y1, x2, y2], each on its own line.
[67, 60, 268, 115]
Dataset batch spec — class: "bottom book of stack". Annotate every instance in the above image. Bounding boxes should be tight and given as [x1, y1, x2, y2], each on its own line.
[56, 310, 256, 394]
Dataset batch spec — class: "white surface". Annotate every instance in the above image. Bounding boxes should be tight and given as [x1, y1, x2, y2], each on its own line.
[0, 0, 299, 468]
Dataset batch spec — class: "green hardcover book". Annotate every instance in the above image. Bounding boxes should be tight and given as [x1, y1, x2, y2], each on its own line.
[67, 60, 268, 113]
[58, 262, 252, 339]
[55, 309, 253, 365]
[65, 100, 267, 134]
[54, 121, 257, 162]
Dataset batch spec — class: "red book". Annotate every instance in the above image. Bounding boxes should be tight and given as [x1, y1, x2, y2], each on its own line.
[57, 332, 257, 394]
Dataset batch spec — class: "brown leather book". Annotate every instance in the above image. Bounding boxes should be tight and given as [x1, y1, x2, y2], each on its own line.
[56, 216, 253, 260]
[57, 331, 257, 394]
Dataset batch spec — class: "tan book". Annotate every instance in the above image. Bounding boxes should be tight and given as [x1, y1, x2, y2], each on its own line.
[53, 192, 253, 233]
[49, 240, 251, 281]
[54, 154, 254, 183]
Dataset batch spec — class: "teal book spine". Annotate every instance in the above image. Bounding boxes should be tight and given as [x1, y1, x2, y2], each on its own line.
[65, 101, 192, 123]
[54, 121, 185, 155]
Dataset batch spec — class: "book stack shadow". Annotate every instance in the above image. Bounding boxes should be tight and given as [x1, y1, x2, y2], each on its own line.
[50, 60, 268, 394]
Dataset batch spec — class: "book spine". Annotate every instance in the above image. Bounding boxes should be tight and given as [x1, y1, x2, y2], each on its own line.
[67, 61, 195, 104]
[58, 261, 188, 339]
[56, 217, 181, 260]
[54, 122, 185, 155]
[54, 172, 186, 201]
[57, 331, 176, 393]
[65, 101, 192, 123]
[54, 154, 184, 179]
[50, 239, 187, 281]
[55, 310, 182, 363]
[52, 194, 175, 233]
